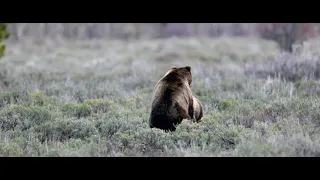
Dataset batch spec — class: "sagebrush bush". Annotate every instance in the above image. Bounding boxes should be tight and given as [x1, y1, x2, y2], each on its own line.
[0, 91, 20, 107]
[245, 43, 320, 82]
[34, 117, 98, 142]
[0, 139, 23, 157]
[0, 105, 55, 131]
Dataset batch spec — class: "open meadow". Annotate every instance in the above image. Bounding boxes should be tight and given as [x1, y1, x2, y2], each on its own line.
[1, 36, 320, 157]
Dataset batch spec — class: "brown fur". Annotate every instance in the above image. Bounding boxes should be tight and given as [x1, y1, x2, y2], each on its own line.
[192, 96, 203, 122]
[149, 66, 195, 131]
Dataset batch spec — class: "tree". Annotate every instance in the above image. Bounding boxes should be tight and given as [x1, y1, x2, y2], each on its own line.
[255, 23, 319, 53]
[0, 23, 11, 59]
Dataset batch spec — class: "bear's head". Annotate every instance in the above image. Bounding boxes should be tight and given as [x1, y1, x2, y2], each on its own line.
[164, 66, 192, 85]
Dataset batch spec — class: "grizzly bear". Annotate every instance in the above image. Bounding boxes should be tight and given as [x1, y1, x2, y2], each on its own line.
[192, 96, 203, 122]
[149, 66, 195, 131]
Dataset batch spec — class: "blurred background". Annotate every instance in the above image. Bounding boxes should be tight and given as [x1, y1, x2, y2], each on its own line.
[5, 23, 320, 52]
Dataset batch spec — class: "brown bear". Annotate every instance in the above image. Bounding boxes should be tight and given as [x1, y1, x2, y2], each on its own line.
[192, 96, 203, 122]
[149, 66, 195, 131]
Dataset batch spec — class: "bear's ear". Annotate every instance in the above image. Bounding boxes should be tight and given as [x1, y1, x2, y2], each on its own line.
[185, 66, 191, 72]
[171, 66, 177, 69]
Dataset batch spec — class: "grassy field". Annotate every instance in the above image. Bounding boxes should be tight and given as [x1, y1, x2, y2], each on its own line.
[1, 35, 320, 157]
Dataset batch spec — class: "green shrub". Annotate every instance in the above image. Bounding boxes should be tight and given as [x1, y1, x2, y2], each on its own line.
[0, 91, 21, 107]
[34, 118, 98, 142]
[216, 99, 237, 111]
[0, 23, 10, 59]
[0, 139, 23, 157]
[83, 98, 109, 113]
[27, 92, 47, 106]
[61, 103, 92, 119]
[0, 105, 54, 131]
[294, 80, 320, 97]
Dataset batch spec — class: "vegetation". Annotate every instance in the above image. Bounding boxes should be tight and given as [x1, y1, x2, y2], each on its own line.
[0, 23, 10, 59]
[256, 23, 318, 52]
[1, 34, 320, 157]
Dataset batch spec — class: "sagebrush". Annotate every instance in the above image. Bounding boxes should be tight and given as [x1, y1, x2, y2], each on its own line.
[1, 36, 320, 157]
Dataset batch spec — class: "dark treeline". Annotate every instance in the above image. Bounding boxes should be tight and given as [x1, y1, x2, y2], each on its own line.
[6, 23, 320, 52]
[6, 23, 256, 41]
